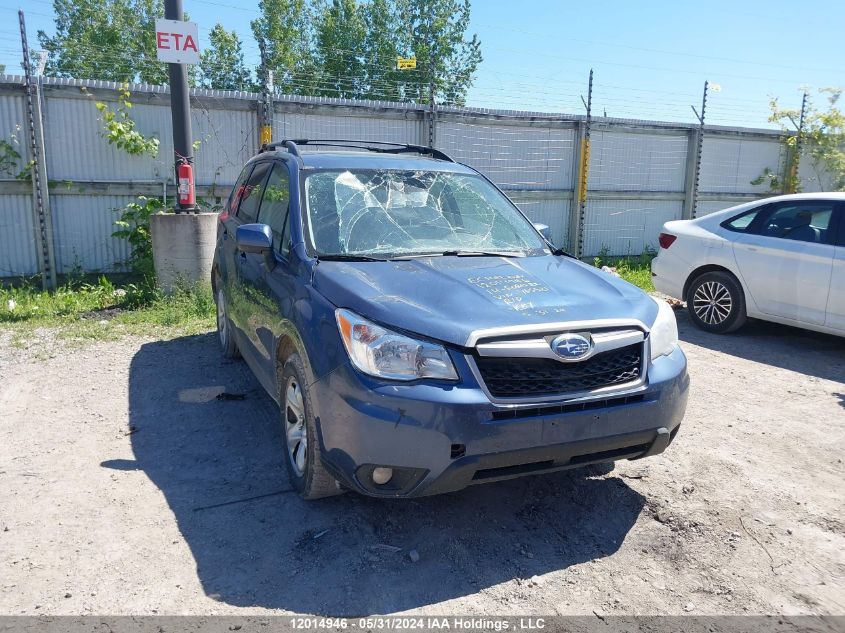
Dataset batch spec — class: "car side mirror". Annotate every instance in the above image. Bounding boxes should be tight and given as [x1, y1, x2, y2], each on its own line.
[236, 223, 276, 271]
[236, 223, 273, 254]
[533, 223, 552, 242]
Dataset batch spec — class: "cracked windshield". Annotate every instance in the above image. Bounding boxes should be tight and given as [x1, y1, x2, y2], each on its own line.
[304, 170, 548, 258]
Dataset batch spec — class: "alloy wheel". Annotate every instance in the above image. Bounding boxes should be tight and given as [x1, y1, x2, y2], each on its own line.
[692, 280, 733, 326]
[285, 376, 308, 477]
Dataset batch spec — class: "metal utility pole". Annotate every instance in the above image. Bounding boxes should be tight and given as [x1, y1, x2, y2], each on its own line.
[19, 10, 56, 290]
[164, 0, 196, 212]
[689, 80, 709, 218]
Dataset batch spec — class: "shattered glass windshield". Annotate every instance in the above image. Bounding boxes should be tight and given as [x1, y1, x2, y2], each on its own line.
[303, 169, 548, 257]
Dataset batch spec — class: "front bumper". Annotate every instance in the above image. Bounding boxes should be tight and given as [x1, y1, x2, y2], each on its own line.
[310, 345, 689, 498]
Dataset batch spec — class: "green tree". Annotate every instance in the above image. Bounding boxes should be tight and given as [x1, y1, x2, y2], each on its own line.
[38, 0, 169, 84]
[359, 0, 404, 101]
[315, 0, 367, 98]
[259, 0, 482, 104]
[199, 24, 252, 91]
[765, 89, 845, 192]
[394, 0, 482, 105]
[251, 0, 320, 95]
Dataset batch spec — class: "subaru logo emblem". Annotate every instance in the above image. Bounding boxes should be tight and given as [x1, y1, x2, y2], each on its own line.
[550, 333, 592, 361]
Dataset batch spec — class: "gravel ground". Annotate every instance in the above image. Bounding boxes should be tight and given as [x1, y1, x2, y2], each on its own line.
[0, 311, 843, 616]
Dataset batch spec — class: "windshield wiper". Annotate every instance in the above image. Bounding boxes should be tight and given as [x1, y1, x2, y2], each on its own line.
[442, 250, 526, 258]
[316, 254, 390, 262]
[549, 246, 576, 258]
[390, 250, 526, 260]
[391, 250, 527, 260]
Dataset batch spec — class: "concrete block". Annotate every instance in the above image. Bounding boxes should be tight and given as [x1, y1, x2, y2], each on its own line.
[150, 212, 218, 293]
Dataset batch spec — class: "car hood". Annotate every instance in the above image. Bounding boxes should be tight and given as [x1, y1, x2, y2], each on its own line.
[312, 255, 658, 347]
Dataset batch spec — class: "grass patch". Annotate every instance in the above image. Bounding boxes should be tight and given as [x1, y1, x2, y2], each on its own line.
[1, 276, 216, 344]
[589, 250, 656, 292]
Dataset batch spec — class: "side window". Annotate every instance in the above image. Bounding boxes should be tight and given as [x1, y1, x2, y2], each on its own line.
[753, 202, 835, 245]
[227, 165, 253, 217]
[721, 207, 766, 232]
[256, 164, 291, 253]
[236, 162, 271, 223]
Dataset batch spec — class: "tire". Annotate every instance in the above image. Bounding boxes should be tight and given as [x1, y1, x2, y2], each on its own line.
[686, 271, 747, 334]
[280, 353, 344, 500]
[215, 284, 240, 359]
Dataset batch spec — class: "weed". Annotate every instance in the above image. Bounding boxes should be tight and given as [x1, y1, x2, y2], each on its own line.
[0, 278, 215, 344]
[588, 248, 656, 292]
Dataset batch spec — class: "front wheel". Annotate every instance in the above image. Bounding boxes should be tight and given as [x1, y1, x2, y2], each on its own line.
[280, 353, 344, 500]
[686, 271, 747, 334]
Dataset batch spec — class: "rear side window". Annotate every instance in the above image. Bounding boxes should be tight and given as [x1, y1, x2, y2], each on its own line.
[257, 164, 291, 254]
[721, 207, 766, 232]
[754, 202, 836, 245]
[236, 162, 272, 223]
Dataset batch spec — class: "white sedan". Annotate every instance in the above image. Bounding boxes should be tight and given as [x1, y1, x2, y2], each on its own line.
[651, 193, 845, 335]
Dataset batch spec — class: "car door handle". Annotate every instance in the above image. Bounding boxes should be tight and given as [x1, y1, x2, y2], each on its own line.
[746, 246, 758, 252]
[239, 251, 247, 261]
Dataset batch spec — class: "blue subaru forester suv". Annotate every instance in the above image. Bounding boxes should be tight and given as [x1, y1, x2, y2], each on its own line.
[212, 139, 689, 499]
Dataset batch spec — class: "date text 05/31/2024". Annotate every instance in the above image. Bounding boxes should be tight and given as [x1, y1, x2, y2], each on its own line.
[289, 617, 547, 630]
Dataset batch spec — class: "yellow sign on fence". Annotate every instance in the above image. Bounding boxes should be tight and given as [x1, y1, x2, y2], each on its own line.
[397, 57, 417, 70]
[260, 124, 272, 146]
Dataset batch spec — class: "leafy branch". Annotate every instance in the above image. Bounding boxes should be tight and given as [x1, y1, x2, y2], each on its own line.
[113, 196, 164, 278]
[750, 167, 783, 192]
[95, 86, 160, 157]
[0, 126, 33, 180]
[755, 88, 845, 192]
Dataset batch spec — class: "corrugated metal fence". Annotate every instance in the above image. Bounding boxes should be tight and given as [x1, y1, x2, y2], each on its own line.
[0, 75, 799, 278]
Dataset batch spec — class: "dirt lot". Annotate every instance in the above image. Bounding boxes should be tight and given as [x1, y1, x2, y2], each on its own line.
[0, 311, 843, 617]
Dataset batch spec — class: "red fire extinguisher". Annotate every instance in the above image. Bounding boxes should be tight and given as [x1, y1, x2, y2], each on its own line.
[177, 160, 195, 207]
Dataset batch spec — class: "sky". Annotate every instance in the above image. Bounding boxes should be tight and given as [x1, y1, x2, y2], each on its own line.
[1, 0, 843, 129]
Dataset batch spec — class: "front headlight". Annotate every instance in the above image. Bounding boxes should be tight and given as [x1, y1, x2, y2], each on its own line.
[335, 309, 458, 381]
[649, 298, 679, 360]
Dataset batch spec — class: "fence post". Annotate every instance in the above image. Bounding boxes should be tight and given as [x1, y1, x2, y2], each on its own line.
[426, 26, 437, 149]
[783, 91, 807, 193]
[257, 38, 273, 147]
[682, 127, 701, 220]
[568, 120, 586, 255]
[689, 80, 709, 219]
[19, 10, 57, 289]
[569, 69, 592, 258]
[427, 91, 437, 149]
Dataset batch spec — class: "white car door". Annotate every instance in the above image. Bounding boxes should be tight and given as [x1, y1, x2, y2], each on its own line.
[731, 201, 836, 326]
[824, 207, 845, 331]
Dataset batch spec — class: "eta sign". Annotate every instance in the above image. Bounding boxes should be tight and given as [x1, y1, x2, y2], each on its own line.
[155, 19, 200, 65]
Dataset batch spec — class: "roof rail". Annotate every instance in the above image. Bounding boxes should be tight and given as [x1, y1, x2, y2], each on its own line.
[259, 139, 302, 156]
[260, 138, 454, 162]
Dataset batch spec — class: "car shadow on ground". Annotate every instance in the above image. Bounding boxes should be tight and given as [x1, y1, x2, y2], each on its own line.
[111, 333, 646, 614]
[675, 308, 845, 384]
